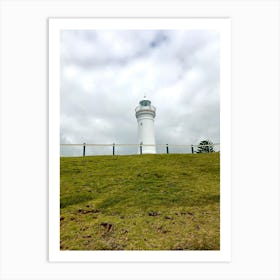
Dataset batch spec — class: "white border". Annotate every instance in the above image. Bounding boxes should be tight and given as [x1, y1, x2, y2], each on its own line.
[49, 18, 231, 262]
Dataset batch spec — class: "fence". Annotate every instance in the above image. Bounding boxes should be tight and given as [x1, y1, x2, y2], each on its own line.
[60, 143, 220, 157]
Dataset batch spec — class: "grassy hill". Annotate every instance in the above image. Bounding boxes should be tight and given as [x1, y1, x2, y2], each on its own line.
[60, 153, 220, 250]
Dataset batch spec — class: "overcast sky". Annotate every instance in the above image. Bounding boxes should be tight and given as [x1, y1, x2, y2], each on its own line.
[60, 30, 220, 154]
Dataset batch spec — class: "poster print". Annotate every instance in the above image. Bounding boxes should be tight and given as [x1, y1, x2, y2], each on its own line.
[49, 18, 231, 262]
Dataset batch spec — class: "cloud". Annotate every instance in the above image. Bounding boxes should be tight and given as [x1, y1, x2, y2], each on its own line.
[60, 29, 220, 155]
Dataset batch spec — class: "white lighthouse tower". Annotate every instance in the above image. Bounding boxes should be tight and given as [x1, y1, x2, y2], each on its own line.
[135, 98, 156, 154]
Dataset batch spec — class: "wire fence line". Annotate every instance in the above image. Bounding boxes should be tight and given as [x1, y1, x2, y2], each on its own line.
[60, 143, 220, 157]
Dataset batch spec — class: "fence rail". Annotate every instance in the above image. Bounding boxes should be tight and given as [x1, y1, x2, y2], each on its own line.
[60, 143, 220, 157]
[60, 143, 220, 147]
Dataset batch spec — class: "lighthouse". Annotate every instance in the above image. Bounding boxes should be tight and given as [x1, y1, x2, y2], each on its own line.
[135, 98, 156, 154]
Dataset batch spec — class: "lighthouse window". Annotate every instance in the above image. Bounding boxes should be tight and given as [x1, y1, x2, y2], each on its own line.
[140, 100, 151, 106]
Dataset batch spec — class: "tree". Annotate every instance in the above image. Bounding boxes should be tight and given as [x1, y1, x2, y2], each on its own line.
[196, 140, 215, 153]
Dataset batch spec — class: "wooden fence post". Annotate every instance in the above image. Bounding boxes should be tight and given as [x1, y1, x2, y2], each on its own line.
[166, 144, 169, 154]
[191, 145, 194, 154]
[113, 143, 115, 155]
[140, 142, 142, 155]
[83, 143, 86, 157]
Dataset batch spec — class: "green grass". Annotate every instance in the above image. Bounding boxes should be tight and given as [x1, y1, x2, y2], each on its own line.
[60, 153, 220, 250]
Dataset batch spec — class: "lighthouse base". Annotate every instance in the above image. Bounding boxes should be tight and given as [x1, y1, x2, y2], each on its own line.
[139, 147, 156, 154]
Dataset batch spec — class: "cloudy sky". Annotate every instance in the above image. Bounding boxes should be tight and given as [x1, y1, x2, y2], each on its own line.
[60, 30, 220, 155]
